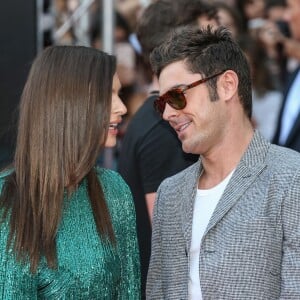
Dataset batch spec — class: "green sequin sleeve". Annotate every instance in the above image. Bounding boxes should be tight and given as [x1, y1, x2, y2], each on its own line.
[101, 169, 141, 299]
[0, 170, 38, 299]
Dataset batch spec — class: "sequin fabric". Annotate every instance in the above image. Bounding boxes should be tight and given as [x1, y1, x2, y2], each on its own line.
[0, 168, 141, 299]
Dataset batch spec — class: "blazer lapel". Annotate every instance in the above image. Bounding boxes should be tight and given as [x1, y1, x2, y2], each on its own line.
[181, 160, 203, 246]
[204, 131, 269, 236]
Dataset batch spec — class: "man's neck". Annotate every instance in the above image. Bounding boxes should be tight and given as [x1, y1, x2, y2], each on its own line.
[198, 126, 254, 189]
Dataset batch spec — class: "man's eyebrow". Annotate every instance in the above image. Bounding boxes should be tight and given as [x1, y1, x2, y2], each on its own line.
[160, 83, 186, 95]
[170, 83, 187, 89]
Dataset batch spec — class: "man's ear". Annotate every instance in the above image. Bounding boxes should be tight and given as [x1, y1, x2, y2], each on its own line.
[218, 70, 239, 102]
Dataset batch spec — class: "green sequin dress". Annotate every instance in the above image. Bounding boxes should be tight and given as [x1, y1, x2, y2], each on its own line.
[0, 168, 141, 299]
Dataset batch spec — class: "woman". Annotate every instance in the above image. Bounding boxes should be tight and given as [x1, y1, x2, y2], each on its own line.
[0, 46, 140, 299]
[214, 1, 245, 40]
[238, 34, 282, 141]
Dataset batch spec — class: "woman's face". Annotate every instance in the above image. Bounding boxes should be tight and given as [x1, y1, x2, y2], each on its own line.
[244, 0, 265, 20]
[217, 8, 238, 39]
[284, 0, 300, 41]
[104, 74, 127, 148]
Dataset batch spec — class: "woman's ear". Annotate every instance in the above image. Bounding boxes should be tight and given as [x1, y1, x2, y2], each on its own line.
[218, 70, 239, 102]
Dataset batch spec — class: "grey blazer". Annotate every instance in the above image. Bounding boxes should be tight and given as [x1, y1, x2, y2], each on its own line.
[146, 131, 300, 299]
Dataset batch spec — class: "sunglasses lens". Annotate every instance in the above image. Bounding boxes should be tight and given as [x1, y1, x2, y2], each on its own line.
[154, 90, 186, 115]
[154, 97, 165, 115]
[168, 90, 186, 110]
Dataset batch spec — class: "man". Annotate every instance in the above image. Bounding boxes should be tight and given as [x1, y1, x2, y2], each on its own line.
[272, 0, 300, 152]
[147, 26, 300, 299]
[117, 1, 217, 297]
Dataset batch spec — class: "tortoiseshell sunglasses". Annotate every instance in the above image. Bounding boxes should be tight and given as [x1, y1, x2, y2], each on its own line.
[154, 70, 226, 116]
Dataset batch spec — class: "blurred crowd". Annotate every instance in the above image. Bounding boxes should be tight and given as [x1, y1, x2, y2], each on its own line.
[40, 0, 300, 164]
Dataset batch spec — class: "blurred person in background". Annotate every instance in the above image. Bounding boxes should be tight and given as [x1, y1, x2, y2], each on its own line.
[236, 0, 288, 94]
[116, 0, 144, 32]
[238, 34, 282, 141]
[0, 46, 140, 299]
[266, 0, 287, 22]
[214, 1, 245, 39]
[272, 0, 300, 151]
[255, 0, 290, 89]
[175, 0, 219, 29]
[118, 1, 218, 297]
[236, 0, 267, 34]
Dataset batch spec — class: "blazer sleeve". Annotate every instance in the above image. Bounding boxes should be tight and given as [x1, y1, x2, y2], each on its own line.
[280, 169, 300, 298]
[146, 186, 163, 299]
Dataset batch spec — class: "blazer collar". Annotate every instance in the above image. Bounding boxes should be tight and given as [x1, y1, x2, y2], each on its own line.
[181, 130, 270, 245]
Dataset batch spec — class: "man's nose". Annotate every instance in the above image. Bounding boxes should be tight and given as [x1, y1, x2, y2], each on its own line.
[162, 103, 179, 121]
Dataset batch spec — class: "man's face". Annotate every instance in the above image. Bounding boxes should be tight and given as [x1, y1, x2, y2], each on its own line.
[284, 0, 300, 41]
[158, 60, 227, 155]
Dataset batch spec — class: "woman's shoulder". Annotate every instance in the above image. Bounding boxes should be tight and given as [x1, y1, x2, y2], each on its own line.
[94, 167, 135, 227]
[0, 169, 13, 191]
[94, 166, 130, 195]
[0, 168, 13, 179]
[95, 166, 126, 184]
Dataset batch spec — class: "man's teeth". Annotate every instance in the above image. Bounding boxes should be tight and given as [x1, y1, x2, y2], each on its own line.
[178, 122, 191, 131]
[109, 123, 118, 129]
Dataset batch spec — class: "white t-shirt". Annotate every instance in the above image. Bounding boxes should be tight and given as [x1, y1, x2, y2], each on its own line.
[188, 170, 234, 300]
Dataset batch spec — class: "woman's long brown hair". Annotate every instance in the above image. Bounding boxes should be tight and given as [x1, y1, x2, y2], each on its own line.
[0, 46, 116, 272]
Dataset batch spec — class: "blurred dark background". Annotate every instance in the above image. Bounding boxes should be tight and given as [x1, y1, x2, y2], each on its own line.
[0, 0, 37, 169]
